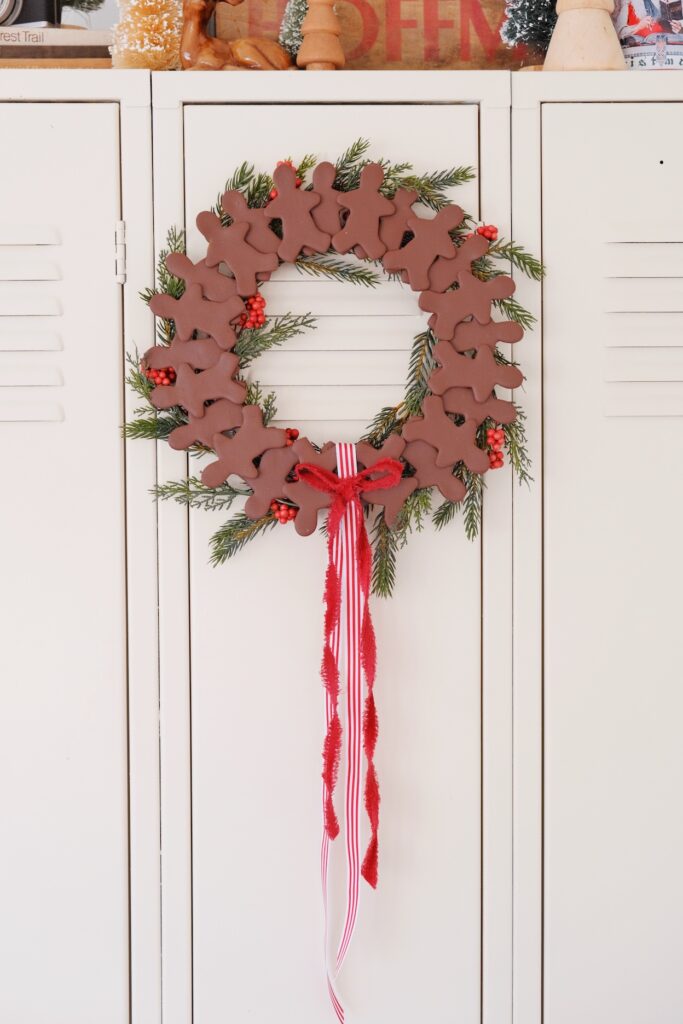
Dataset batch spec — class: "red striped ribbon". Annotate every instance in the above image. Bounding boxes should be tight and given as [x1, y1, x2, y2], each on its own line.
[295, 444, 403, 1020]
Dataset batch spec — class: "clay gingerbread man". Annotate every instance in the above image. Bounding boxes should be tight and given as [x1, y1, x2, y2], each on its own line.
[149, 283, 244, 349]
[164, 253, 238, 302]
[403, 395, 489, 474]
[197, 211, 279, 295]
[419, 271, 516, 337]
[150, 354, 246, 419]
[332, 163, 395, 261]
[202, 405, 287, 486]
[429, 340, 523, 403]
[220, 189, 281, 254]
[266, 163, 331, 263]
[383, 205, 465, 291]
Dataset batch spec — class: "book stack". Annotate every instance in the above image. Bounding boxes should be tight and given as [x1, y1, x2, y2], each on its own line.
[0, 26, 112, 67]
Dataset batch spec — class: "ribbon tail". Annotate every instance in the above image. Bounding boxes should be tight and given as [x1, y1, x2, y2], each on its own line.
[358, 507, 380, 890]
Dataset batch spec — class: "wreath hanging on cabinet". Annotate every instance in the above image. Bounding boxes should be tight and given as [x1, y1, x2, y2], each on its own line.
[126, 138, 539, 597]
[125, 138, 541, 1021]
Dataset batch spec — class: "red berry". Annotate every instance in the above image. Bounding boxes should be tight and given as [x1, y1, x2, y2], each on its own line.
[287, 507, 296, 519]
[269, 188, 278, 200]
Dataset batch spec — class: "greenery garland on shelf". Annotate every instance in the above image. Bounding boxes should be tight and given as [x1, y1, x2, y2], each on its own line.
[125, 138, 541, 598]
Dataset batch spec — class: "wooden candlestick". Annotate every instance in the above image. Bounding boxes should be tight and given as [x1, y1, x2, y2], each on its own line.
[543, 0, 625, 70]
[297, 0, 345, 70]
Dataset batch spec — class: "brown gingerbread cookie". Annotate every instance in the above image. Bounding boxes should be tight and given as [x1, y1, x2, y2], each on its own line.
[332, 163, 395, 261]
[427, 233, 490, 293]
[404, 440, 467, 503]
[310, 161, 344, 237]
[150, 354, 246, 419]
[164, 253, 239, 302]
[442, 387, 516, 426]
[219, 190, 281, 255]
[429, 341, 524, 403]
[284, 439, 338, 537]
[379, 188, 418, 252]
[402, 394, 489, 474]
[149, 283, 244, 349]
[144, 335, 221, 374]
[202, 405, 287, 486]
[382, 206, 465, 291]
[266, 163, 331, 263]
[197, 212, 279, 295]
[244, 446, 300, 519]
[451, 318, 524, 353]
[355, 434, 415, 525]
[167, 399, 244, 451]
[419, 271, 516, 337]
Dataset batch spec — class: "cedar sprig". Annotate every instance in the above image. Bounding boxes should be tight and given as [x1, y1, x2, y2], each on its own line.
[209, 511, 278, 566]
[126, 350, 153, 403]
[244, 381, 278, 425]
[504, 404, 533, 486]
[153, 476, 249, 512]
[140, 226, 186, 306]
[295, 253, 381, 287]
[371, 488, 432, 598]
[123, 407, 187, 443]
[236, 313, 316, 367]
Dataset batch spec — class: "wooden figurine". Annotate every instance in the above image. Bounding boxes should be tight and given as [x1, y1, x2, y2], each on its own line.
[543, 0, 626, 69]
[180, 0, 293, 70]
[297, 0, 345, 69]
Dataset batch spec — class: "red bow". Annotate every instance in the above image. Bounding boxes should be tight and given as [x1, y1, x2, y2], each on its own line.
[295, 456, 403, 888]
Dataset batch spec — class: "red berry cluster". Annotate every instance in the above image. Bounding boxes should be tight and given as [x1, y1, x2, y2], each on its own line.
[240, 292, 267, 330]
[269, 159, 303, 200]
[271, 500, 298, 524]
[487, 426, 505, 469]
[465, 224, 499, 242]
[284, 427, 299, 446]
[477, 224, 498, 242]
[145, 365, 176, 387]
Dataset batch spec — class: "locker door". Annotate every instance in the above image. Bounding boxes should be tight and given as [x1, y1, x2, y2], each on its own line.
[180, 103, 483, 1023]
[541, 103, 683, 1024]
[0, 103, 129, 1024]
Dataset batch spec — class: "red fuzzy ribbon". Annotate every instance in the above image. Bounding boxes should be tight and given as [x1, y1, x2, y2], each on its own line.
[295, 455, 403, 888]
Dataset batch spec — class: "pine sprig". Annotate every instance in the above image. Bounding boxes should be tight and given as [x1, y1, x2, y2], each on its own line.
[153, 476, 249, 511]
[235, 313, 316, 367]
[494, 297, 537, 331]
[432, 498, 460, 531]
[399, 166, 476, 209]
[488, 239, 544, 281]
[295, 253, 381, 287]
[209, 512, 278, 565]
[371, 512, 398, 598]
[462, 470, 485, 540]
[403, 329, 437, 415]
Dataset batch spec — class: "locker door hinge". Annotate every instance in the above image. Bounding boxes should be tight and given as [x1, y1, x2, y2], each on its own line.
[115, 221, 127, 284]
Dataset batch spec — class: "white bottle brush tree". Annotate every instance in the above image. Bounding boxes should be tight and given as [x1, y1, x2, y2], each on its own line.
[279, 0, 308, 56]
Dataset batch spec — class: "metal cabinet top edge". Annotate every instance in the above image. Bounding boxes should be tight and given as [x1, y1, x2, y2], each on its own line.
[152, 69, 511, 110]
[512, 68, 683, 108]
[0, 68, 151, 106]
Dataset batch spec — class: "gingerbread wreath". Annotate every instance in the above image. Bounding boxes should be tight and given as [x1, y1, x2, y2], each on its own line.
[128, 145, 538, 595]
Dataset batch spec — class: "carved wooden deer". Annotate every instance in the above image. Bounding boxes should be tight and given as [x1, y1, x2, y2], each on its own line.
[180, 0, 292, 70]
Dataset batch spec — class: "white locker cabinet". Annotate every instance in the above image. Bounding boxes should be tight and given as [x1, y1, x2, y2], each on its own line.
[152, 72, 514, 1024]
[512, 73, 683, 1024]
[0, 73, 156, 1024]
